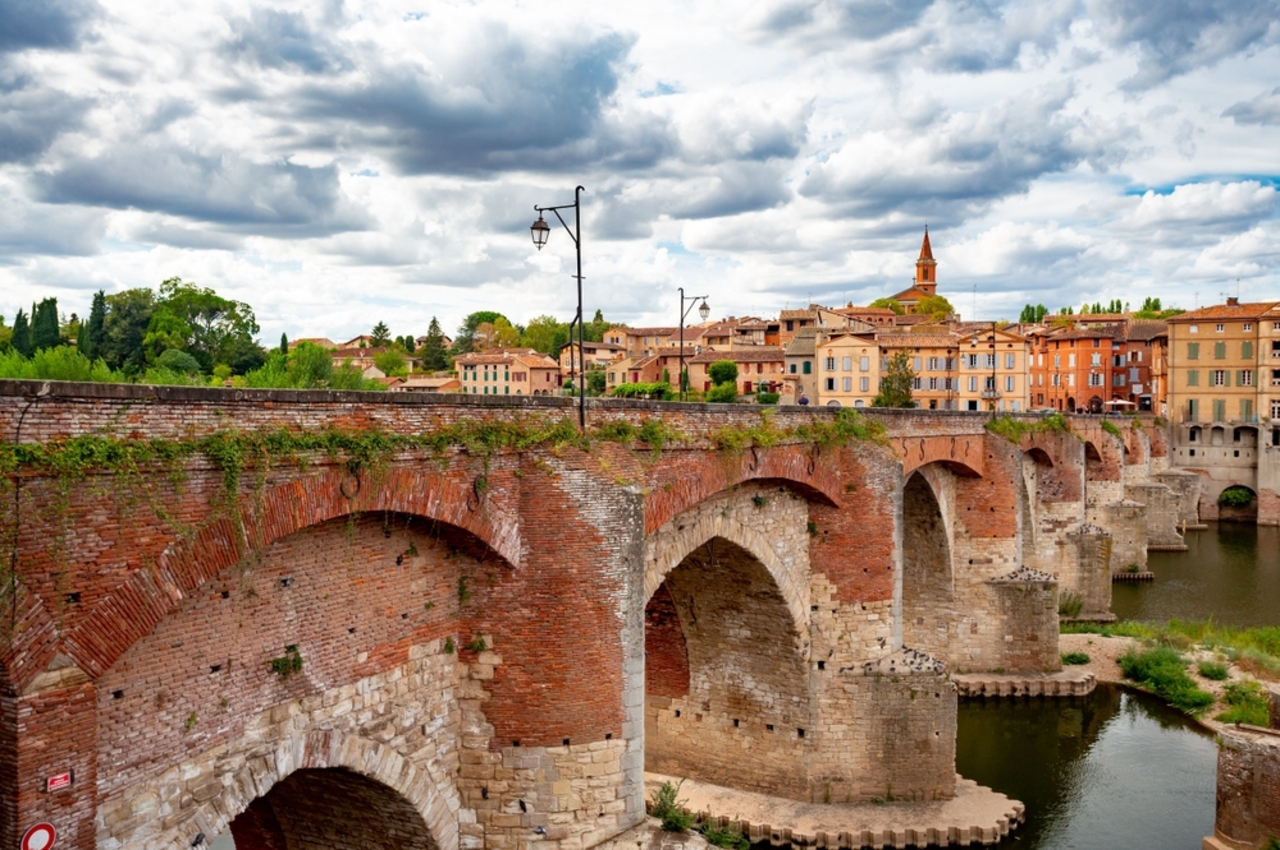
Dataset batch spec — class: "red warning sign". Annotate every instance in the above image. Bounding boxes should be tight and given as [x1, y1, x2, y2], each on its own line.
[46, 771, 73, 792]
[21, 822, 56, 850]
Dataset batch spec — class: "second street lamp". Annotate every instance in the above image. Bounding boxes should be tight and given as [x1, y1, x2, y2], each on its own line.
[530, 186, 586, 429]
[678, 288, 710, 401]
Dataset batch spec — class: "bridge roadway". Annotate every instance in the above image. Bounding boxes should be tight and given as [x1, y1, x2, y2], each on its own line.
[0, 381, 1192, 850]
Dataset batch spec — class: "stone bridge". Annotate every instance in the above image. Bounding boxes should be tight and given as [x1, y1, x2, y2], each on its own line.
[0, 381, 1192, 850]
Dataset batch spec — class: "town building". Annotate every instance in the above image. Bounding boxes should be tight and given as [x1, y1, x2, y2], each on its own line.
[955, 326, 1030, 412]
[1166, 299, 1280, 424]
[877, 330, 960, 410]
[602, 327, 681, 357]
[455, 349, 561, 396]
[814, 332, 880, 407]
[685, 348, 786, 395]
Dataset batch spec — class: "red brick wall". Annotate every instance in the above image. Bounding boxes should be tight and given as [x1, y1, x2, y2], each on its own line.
[644, 585, 688, 698]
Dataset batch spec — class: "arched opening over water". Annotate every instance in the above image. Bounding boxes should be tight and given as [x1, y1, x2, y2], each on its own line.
[643, 535, 809, 796]
[228, 767, 440, 849]
[901, 470, 954, 659]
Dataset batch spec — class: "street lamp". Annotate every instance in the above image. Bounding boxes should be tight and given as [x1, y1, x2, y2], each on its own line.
[530, 186, 586, 429]
[678, 288, 710, 401]
[970, 321, 998, 417]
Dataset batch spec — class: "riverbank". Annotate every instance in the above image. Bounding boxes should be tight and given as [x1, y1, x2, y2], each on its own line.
[1059, 629, 1278, 735]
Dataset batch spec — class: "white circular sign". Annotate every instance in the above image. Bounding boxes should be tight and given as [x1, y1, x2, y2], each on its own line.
[21, 823, 56, 850]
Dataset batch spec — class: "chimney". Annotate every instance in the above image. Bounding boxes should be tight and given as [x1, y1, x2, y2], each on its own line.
[1227, 297, 1239, 306]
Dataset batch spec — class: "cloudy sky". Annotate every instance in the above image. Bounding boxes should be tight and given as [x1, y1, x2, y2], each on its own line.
[2, 0, 1278, 342]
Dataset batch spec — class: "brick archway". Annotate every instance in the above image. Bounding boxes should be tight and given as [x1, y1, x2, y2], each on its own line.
[643, 484, 811, 635]
[127, 729, 460, 850]
[57, 465, 518, 685]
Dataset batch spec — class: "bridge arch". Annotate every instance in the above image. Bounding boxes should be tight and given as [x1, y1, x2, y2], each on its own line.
[129, 730, 458, 850]
[643, 485, 811, 797]
[900, 466, 956, 660]
[61, 464, 518, 682]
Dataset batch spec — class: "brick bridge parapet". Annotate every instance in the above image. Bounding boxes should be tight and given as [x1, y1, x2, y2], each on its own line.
[0, 382, 1178, 849]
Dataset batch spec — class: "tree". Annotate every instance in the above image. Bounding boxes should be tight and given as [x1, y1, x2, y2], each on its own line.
[707, 360, 739, 387]
[374, 349, 408, 378]
[421, 317, 449, 371]
[1019, 304, 1048, 324]
[142, 309, 193, 362]
[99, 288, 156, 373]
[279, 333, 289, 355]
[31, 298, 60, 351]
[402, 335, 416, 355]
[584, 309, 611, 343]
[914, 295, 955, 321]
[705, 382, 738, 403]
[79, 290, 106, 360]
[521, 315, 565, 354]
[869, 297, 905, 315]
[872, 350, 915, 408]
[586, 370, 607, 394]
[453, 311, 507, 354]
[11, 308, 32, 358]
[152, 279, 261, 373]
[492, 317, 520, 349]
[371, 321, 391, 346]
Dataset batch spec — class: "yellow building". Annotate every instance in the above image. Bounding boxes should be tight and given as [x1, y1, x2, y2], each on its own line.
[814, 332, 880, 408]
[876, 331, 960, 410]
[456, 349, 561, 396]
[1166, 299, 1280, 424]
[954, 327, 1030, 412]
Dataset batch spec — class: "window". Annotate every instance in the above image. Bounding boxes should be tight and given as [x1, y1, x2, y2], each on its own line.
[1242, 341, 1253, 359]
[1214, 342, 1226, 359]
[842, 377, 852, 392]
[803, 361, 811, 374]
[1069, 353, 1076, 367]
[1088, 373, 1103, 387]
[1187, 369, 1199, 387]
[1093, 339, 1100, 348]
[912, 377, 923, 390]
[1242, 400, 1253, 420]
[790, 363, 796, 374]
[824, 356, 836, 370]
[1052, 374, 1060, 387]
[1113, 373, 1125, 386]
[984, 376, 996, 391]
[1244, 323, 1252, 332]
[1239, 370, 1253, 386]
[929, 377, 939, 390]
[1212, 370, 1228, 387]
[1213, 399, 1226, 421]
[966, 354, 979, 368]
[1187, 399, 1199, 422]
[1112, 354, 1123, 367]
[1130, 368, 1140, 382]
[842, 356, 852, 371]
[946, 357, 956, 370]
[1273, 369, 1280, 386]
[1005, 376, 1015, 392]
[860, 356, 870, 371]
[968, 376, 977, 392]
[1005, 353, 1015, 369]
[786, 320, 794, 331]
[1189, 325, 1199, 333]
[1067, 373, 1075, 387]
[1188, 342, 1199, 360]
[860, 377, 869, 392]
[825, 378, 835, 391]
[985, 354, 996, 368]
[913, 357, 923, 372]
[1091, 353, 1102, 366]
[1215, 324, 1225, 333]
[1053, 354, 1061, 368]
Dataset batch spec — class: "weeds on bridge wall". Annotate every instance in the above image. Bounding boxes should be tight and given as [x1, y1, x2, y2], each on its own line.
[983, 412, 1070, 444]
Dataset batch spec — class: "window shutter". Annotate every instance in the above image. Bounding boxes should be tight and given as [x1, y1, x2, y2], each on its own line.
[1242, 341, 1253, 359]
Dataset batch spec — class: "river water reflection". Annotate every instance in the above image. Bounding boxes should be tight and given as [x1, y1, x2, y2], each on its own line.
[958, 685, 1216, 849]
[1114, 522, 1280, 626]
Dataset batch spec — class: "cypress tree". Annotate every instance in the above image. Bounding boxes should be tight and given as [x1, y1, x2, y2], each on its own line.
[81, 290, 106, 359]
[280, 332, 289, 355]
[31, 298, 60, 351]
[421, 317, 448, 371]
[11, 308, 32, 358]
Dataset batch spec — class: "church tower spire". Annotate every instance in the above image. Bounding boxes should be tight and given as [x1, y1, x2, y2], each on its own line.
[915, 226, 937, 294]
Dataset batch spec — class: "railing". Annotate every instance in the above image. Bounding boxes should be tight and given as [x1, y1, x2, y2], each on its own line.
[980, 389, 1002, 400]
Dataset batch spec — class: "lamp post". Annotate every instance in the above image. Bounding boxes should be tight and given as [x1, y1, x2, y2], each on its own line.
[970, 320, 998, 417]
[531, 186, 586, 429]
[678, 288, 710, 401]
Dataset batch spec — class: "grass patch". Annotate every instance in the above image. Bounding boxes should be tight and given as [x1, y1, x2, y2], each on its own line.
[700, 821, 750, 850]
[1118, 645, 1214, 714]
[1058, 591, 1083, 619]
[984, 412, 1070, 444]
[1062, 619, 1280, 680]
[649, 780, 693, 832]
[1217, 680, 1271, 726]
[1196, 660, 1229, 681]
[1062, 651, 1090, 665]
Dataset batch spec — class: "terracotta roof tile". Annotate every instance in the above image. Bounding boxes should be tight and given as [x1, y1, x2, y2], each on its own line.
[1166, 301, 1280, 321]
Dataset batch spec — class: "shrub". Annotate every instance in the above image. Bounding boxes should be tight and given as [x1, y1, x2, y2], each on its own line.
[1119, 645, 1214, 713]
[705, 382, 739, 403]
[757, 391, 779, 405]
[1196, 660, 1229, 681]
[1217, 680, 1270, 726]
[649, 780, 693, 832]
[1218, 486, 1255, 508]
[700, 822, 750, 850]
[707, 360, 739, 386]
[1062, 651, 1090, 665]
[1058, 591, 1083, 619]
